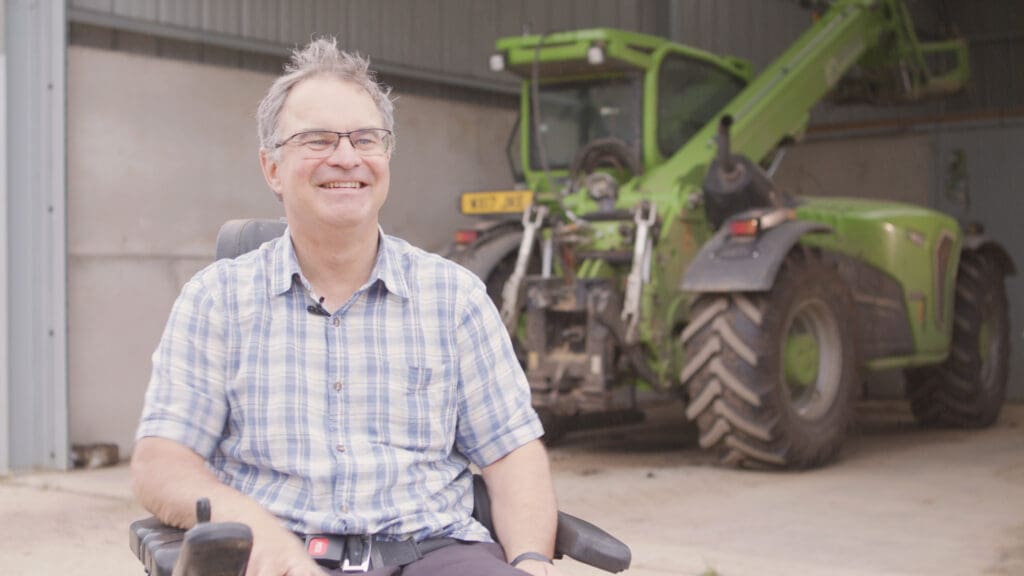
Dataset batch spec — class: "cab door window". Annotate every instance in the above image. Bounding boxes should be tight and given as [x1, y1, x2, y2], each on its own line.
[657, 54, 745, 156]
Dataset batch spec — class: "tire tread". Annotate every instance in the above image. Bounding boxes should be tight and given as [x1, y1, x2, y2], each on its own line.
[905, 251, 1009, 429]
[681, 250, 857, 469]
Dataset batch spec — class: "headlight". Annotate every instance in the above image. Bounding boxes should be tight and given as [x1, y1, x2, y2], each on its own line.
[489, 53, 506, 72]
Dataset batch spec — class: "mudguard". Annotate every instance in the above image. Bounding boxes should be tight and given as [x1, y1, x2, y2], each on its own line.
[680, 220, 831, 293]
[963, 234, 1016, 276]
[446, 227, 523, 280]
[439, 220, 522, 258]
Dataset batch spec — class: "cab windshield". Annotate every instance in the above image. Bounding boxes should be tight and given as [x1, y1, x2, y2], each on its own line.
[528, 75, 642, 172]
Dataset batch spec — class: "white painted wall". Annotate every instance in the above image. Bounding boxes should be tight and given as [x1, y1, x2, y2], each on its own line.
[66, 46, 516, 455]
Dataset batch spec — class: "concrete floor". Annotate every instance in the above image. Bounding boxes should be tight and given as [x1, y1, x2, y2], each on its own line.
[1, 401, 1022, 576]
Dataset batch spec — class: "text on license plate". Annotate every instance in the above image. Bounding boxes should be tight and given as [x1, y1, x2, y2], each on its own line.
[460, 190, 533, 215]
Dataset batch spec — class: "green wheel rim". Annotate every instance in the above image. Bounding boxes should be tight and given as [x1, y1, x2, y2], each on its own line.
[784, 333, 820, 388]
[781, 298, 843, 421]
[978, 319, 992, 365]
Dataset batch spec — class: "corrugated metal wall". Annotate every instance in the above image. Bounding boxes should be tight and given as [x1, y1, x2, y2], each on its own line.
[70, 1, 1021, 122]
[670, 0, 1023, 125]
[929, 121, 1024, 402]
[671, 0, 809, 70]
[69, 0, 667, 86]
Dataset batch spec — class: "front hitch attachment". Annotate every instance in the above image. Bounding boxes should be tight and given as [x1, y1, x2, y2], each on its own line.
[501, 204, 549, 330]
[171, 499, 253, 576]
[621, 201, 657, 344]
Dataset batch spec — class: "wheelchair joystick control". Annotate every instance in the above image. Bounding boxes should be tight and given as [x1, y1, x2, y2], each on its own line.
[195, 498, 211, 524]
[170, 499, 253, 576]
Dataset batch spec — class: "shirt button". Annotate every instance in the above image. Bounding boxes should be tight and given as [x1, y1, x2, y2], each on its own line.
[333, 381, 342, 391]
[336, 444, 346, 452]
[332, 317, 340, 327]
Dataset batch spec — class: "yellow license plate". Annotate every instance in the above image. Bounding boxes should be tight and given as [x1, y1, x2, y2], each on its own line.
[460, 190, 533, 215]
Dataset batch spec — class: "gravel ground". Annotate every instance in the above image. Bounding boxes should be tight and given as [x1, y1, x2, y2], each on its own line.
[1, 400, 1021, 576]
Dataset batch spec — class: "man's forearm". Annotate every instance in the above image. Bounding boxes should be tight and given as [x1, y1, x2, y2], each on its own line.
[481, 439, 558, 561]
[131, 437, 281, 532]
[132, 437, 326, 576]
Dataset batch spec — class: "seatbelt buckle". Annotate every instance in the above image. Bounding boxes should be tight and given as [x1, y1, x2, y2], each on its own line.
[341, 535, 373, 572]
[305, 534, 344, 568]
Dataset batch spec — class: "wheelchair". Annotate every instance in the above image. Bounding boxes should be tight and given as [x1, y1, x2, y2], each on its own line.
[129, 219, 631, 575]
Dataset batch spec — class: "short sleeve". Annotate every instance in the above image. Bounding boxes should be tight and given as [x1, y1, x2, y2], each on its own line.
[135, 275, 230, 459]
[453, 281, 543, 466]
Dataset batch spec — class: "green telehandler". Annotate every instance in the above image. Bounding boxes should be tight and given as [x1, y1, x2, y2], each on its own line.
[446, 0, 1015, 469]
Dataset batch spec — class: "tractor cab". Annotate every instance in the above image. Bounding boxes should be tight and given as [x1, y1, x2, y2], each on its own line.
[491, 28, 751, 217]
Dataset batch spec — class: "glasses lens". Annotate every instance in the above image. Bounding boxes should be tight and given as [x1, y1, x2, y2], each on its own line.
[350, 129, 390, 155]
[282, 129, 391, 157]
[292, 131, 339, 154]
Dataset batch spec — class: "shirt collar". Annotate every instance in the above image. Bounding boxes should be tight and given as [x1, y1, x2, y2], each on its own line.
[270, 226, 410, 300]
[373, 229, 411, 300]
[270, 230, 303, 296]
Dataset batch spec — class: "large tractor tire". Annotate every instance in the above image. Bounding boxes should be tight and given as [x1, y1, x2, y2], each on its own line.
[680, 249, 858, 469]
[905, 251, 1009, 427]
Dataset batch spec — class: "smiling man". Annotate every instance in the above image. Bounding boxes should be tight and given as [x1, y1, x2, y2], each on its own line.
[132, 38, 563, 576]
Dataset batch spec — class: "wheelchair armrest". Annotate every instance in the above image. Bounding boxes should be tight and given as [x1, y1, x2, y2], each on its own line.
[133, 476, 631, 575]
[130, 517, 184, 576]
[472, 474, 631, 573]
[555, 511, 631, 573]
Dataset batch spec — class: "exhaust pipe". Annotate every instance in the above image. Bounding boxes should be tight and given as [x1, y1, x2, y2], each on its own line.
[716, 115, 736, 174]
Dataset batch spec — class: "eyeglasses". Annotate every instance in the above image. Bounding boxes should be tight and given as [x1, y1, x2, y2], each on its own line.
[275, 128, 393, 157]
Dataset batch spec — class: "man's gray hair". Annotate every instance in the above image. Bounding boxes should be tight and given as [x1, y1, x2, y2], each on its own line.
[257, 37, 395, 154]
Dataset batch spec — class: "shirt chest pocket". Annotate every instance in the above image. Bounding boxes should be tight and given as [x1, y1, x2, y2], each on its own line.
[368, 359, 456, 450]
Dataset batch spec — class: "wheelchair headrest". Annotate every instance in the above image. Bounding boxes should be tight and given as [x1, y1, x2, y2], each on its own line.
[215, 219, 287, 260]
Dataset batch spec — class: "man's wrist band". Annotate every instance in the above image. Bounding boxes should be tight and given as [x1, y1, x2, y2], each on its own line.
[510, 551, 554, 566]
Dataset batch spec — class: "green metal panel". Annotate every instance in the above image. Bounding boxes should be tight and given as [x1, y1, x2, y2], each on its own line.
[796, 198, 963, 361]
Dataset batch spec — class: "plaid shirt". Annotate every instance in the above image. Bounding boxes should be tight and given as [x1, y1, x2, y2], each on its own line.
[137, 230, 543, 542]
